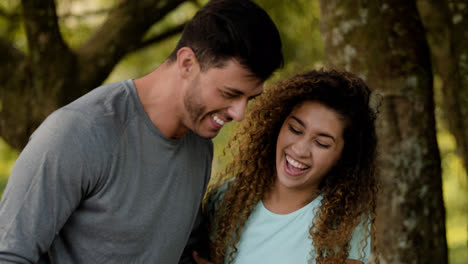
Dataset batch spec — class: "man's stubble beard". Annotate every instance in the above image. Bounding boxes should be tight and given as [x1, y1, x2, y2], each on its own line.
[183, 84, 206, 131]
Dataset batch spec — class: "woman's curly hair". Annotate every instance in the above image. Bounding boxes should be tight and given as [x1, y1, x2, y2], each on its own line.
[206, 69, 379, 264]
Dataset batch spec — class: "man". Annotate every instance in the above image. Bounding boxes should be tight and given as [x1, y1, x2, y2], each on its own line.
[0, 0, 283, 263]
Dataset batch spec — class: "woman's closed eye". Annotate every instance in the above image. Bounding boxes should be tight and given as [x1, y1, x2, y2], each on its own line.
[315, 140, 331, 149]
[288, 122, 334, 149]
[288, 125, 302, 135]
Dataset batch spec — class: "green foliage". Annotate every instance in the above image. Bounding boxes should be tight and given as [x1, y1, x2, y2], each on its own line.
[434, 74, 467, 264]
[437, 130, 468, 264]
[105, 1, 200, 83]
[56, 0, 115, 49]
[0, 0, 26, 52]
[256, 0, 325, 82]
[0, 139, 18, 198]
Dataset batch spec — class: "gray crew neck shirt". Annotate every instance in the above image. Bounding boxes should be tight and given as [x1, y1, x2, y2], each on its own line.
[0, 79, 213, 263]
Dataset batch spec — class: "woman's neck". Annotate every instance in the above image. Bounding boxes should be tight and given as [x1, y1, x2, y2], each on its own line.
[262, 181, 319, 215]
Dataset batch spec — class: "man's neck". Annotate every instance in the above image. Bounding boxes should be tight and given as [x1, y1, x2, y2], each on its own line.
[133, 62, 188, 139]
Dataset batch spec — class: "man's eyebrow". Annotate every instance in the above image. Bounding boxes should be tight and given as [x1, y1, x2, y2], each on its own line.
[224, 87, 262, 99]
[248, 92, 262, 100]
[224, 87, 244, 95]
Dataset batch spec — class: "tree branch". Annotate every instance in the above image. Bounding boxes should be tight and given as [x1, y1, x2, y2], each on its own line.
[58, 7, 113, 20]
[0, 4, 22, 36]
[136, 22, 187, 52]
[76, 0, 189, 93]
[0, 37, 32, 151]
[0, 7, 114, 21]
[0, 38, 26, 90]
[0, 7, 12, 18]
[21, 0, 71, 65]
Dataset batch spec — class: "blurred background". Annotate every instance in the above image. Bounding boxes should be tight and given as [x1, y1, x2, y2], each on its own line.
[0, 0, 466, 263]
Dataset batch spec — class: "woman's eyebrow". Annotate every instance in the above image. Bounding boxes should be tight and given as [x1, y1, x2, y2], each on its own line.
[291, 116, 305, 127]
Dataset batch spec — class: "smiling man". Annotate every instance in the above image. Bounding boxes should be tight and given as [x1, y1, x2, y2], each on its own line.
[0, 0, 283, 263]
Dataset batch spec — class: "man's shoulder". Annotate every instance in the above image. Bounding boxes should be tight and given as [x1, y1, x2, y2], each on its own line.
[32, 80, 136, 151]
[64, 79, 133, 119]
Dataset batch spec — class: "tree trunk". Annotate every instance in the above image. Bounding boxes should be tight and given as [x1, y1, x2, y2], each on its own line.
[417, 0, 468, 173]
[319, 0, 448, 263]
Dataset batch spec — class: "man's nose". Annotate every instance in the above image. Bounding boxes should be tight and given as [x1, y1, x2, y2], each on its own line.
[227, 99, 247, 122]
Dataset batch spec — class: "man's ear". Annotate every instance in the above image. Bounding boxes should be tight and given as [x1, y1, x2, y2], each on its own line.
[176, 47, 200, 78]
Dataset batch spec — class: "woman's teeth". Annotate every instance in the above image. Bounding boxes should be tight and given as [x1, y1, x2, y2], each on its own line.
[286, 155, 309, 169]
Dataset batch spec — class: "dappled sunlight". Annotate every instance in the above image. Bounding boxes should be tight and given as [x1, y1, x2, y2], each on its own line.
[0, 138, 18, 198]
[437, 130, 468, 264]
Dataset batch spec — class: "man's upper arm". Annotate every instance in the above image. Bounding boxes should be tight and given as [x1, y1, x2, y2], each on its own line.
[0, 110, 99, 262]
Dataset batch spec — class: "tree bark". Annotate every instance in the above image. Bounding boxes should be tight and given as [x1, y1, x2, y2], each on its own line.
[417, 0, 468, 172]
[319, 0, 448, 263]
[0, 0, 188, 150]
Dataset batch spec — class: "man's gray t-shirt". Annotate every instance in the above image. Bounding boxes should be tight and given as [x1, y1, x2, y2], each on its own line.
[0, 80, 213, 263]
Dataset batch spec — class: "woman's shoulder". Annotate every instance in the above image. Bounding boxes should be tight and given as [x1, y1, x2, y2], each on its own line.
[348, 214, 372, 263]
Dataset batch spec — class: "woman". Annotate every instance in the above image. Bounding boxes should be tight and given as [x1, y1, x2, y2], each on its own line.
[195, 69, 379, 264]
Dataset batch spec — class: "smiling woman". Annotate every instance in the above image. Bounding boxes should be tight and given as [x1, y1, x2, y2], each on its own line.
[274, 101, 345, 202]
[196, 69, 379, 264]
